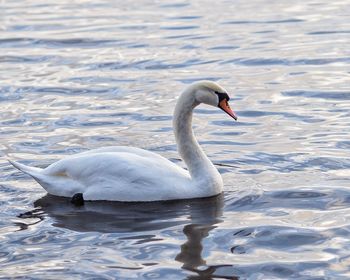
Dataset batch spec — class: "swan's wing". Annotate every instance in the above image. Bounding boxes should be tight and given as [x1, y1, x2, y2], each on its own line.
[43, 151, 191, 201]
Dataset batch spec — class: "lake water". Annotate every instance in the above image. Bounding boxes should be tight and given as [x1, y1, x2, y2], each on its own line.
[1, 0, 350, 279]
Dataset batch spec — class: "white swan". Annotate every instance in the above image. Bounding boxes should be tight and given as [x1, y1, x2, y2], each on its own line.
[9, 81, 237, 202]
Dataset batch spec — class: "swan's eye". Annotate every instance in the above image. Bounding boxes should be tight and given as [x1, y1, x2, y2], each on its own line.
[215, 91, 230, 105]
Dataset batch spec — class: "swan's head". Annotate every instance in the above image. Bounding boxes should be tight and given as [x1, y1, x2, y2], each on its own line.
[193, 81, 237, 120]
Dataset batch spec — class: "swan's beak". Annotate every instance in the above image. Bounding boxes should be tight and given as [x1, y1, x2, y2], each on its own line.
[219, 99, 237, 120]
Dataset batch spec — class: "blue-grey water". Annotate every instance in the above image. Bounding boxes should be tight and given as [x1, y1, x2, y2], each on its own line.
[1, 0, 350, 279]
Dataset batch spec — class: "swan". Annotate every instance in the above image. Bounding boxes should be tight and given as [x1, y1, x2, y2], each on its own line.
[9, 81, 237, 203]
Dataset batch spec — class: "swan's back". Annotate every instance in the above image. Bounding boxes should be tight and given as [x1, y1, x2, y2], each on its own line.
[11, 147, 193, 201]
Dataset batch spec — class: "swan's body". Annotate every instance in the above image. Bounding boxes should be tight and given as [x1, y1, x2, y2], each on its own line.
[9, 81, 237, 202]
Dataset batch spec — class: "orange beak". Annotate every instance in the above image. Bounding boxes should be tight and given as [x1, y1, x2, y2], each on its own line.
[219, 99, 237, 120]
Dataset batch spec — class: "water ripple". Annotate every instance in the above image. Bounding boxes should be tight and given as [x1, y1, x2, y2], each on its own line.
[222, 57, 350, 66]
[0, 38, 121, 48]
[282, 90, 350, 100]
[1, 0, 350, 278]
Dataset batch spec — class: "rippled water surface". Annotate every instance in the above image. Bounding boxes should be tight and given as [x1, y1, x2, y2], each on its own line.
[1, 0, 350, 279]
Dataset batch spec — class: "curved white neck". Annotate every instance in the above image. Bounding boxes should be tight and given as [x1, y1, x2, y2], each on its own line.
[173, 87, 222, 188]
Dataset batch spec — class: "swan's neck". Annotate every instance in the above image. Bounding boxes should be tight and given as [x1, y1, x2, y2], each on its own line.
[173, 88, 222, 189]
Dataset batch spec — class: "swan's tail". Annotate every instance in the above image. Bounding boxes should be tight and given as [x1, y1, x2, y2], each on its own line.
[8, 159, 43, 176]
[8, 159, 83, 197]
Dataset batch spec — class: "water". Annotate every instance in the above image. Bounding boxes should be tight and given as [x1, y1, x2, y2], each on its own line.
[1, 0, 349, 278]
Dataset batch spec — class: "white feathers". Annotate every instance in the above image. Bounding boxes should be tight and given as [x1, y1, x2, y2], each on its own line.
[9, 81, 231, 201]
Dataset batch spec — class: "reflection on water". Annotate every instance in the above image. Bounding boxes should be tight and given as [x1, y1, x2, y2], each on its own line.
[175, 224, 241, 280]
[1, 0, 350, 278]
[33, 194, 224, 234]
[20, 194, 226, 279]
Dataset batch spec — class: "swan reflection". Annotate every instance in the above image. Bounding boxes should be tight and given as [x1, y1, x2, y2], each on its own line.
[19, 194, 238, 278]
[32, 193, 223, 233]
